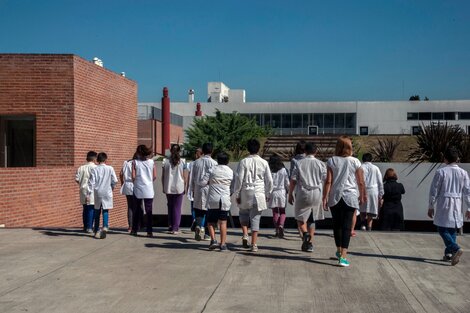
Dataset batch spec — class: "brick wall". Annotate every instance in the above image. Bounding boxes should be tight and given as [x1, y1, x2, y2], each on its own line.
[0, 54, 137, 228]
[138, 120, 184, 155]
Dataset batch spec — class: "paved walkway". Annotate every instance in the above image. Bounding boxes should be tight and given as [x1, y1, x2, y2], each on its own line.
[0, 228, 469, 313]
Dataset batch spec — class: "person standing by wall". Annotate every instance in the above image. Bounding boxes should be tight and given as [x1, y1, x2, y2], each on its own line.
[75, 151, 97, 233]
[322, 136, 366, 267]
[186, 148, 202, 231]
[233, 139, 274, 252]
[428, 147, 470, 266]
[131, 145, 156, 237]
[162, 144, 187, 234]
[289, 142, 326, 252]
[359, 153, 384, 231]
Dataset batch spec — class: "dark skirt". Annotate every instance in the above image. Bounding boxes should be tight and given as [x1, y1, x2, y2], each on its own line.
[380, 201, 404, 231]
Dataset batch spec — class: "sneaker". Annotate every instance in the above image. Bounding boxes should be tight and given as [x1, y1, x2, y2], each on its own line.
[335, 251, 341, 260]
[274, 229, 279, 237]
[195, 226, 202, 241]
[278, 227, 285, 239]
[251, 244, 258, 252]
[361, 225, 366, 231]
[190, 220, 196, 232]
[306, 242, 314, 252]
[442, 254, 452, 262]
[203, 234, 211, 241]
[242, 235, 250, 248]
[130, 231, 137, 236]
[209, 240, 218, 250]
[94, 232, 100, 239]
[220, 244, 228, 252]
[85, 229, 93, 234]
[146, 232, 153, 238]
[339, 257, 350, 267]
[103, 227, 109, 232]
[451, 249, 463, 266]
[301, 233, 311, 252]
[99, 230, 107, 239]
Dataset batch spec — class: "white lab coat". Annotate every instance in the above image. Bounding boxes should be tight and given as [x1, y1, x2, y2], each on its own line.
[190, 155, 218, 210]
[233, 155, 274, 212]
[360, 162, 384, 215]
[326, 156, 362, 209]
[186, 161, 194, 201]
[75, 162, 97, 205]
[269, 167, 289, 208]
[292, 155, 326, 220]
[429, 164, 470, 228]
[208, 165, 233, 211]
[120, 160, 134, 196]
[87, 164, 118, 210]
[162, 158, 186, 194]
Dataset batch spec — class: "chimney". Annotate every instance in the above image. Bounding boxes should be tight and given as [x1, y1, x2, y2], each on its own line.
[92, 57, 103, 67]
[188, 89, 195, 103]
[195, 102, 202, 116]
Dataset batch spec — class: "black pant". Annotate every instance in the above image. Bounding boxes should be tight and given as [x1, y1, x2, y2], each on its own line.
[194, 208, 207, 228]
[330, 198, 356, 249]
[126, 195, 134, 229]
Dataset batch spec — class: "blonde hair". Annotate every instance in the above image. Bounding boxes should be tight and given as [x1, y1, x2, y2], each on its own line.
[335, 136, 353, 157]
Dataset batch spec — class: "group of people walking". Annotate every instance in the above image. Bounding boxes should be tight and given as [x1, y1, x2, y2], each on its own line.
[75, 137, 470, 267]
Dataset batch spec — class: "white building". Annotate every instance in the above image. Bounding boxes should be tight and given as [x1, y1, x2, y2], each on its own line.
[207, 82, 245, 103]
[139, 82, 470, 136]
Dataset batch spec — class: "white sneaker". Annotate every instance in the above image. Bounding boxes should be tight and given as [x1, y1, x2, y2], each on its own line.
[103, 227, 109, 232]
[251, 244, 258, 252]
[361, 226, 366, 231]
[242, 235, 249, 248]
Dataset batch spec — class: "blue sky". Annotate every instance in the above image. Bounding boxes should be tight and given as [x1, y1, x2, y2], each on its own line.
[1, 0, 470, 102]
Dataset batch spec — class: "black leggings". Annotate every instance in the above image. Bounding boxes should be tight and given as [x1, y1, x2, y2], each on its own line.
[330, 198, 356, 249]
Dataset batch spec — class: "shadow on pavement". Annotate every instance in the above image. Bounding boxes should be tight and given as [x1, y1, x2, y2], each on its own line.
[348, 251, 448, 266]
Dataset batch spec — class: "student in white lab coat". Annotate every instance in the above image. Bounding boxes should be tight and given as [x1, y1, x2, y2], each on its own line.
[132, 145, 156, 237]
[322, 136, 366, 267]
[288, 142, 326, 252]
[120, 154, 136, 232]
[186, 148, 203, 231]
[87, 152, 118, 238]
[359, 153, 384, 231]
[162, 144, 187, 234]
[268, 155, 289, 238]
[207, 152, 233, 251]
[190, 143, 218, 241]
[233, 139, 274, 252]
[75, 151, 97, 233]
[428, 147, 470, 266]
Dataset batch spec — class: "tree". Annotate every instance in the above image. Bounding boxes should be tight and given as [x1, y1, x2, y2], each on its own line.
[184, 110, 271, 160]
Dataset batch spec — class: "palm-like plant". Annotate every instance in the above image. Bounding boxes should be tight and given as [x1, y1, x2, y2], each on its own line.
[370, 137, 400, 162]
[407, 122, 466, 184]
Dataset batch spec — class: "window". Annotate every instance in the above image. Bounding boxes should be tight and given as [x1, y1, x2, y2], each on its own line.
[302, 114, 310, 126]
[419, 112, 431, 120]
[360, 126, 368, 136]
[468, 125, 470, 135]
[412, 126, 421, 135]
[0, 115, 36, 167]
[407, 112, 419, 120]
[281, 114, 292, 128]
[345, 113, 356, 129]
[459, 112, 470, 120]
[431, 112, 444, 120]
[308, 125, 318, 135]
[313, 114, 323, 128]
[444, 112, 456, 120]
[324, 114, 334, 128]
[292, 114, 303, 128]
[334, 113, 345, 128]
[271, 114, 281, 128]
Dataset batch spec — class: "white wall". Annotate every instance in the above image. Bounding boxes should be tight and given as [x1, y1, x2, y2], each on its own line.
[149, 162, 470, 222]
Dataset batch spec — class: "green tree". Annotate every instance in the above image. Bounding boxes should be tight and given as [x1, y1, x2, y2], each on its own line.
[184, 110, 271, 160]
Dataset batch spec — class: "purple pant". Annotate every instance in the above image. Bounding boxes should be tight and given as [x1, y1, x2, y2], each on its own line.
[167, 193, 184, 231]
[272, 207, 286, 228]
[132, 196, 153, 234]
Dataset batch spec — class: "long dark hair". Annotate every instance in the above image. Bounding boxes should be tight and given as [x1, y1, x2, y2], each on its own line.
[170, 144, 181, 167]
[269, 154, 285, 173]
[135, 145, 152, 160]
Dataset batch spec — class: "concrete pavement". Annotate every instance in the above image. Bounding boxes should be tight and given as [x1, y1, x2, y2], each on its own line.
[0, 228, 469, 313]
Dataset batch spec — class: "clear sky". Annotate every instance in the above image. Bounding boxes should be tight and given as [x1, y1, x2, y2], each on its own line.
[1, 0, 470, 102]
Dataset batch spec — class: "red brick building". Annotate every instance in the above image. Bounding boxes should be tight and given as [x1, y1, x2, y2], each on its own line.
[0, 54, 137, 228]
[138, 119, 184, 156]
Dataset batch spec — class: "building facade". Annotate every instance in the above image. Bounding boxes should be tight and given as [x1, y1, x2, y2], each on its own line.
[0, 54, 137, 227]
